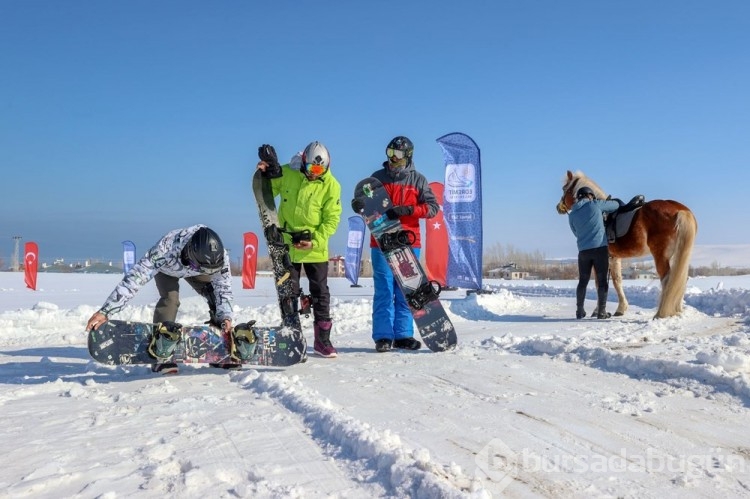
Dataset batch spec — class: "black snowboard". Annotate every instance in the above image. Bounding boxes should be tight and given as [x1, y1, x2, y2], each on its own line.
[353, 177, 457, 352]
[252, 169, 308, 361]
[87, 319, 306, 367]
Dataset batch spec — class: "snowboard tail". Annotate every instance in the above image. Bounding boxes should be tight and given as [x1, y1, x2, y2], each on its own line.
[353, 177, 458, 352]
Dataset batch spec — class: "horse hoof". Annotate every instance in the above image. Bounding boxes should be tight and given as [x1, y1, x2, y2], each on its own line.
[613, 312, 624, 316]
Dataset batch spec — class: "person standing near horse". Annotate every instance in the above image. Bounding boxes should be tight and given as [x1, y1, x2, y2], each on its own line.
[558, 170, 697, 318]
[568, 186, 620, 319]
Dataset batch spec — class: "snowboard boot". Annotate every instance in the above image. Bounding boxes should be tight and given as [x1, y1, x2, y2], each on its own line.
[151, 362, 179, 375]
[198, 321, 243, 369]
[393, 337, 421, 350]
[205, 306, 222, 329]
[313, 320, 337, 358]
[374, 339, 392, 353]
[148, 322, 181, 360]
[233, 322, 258, 361]
[199, 284, 222, 328]
[209, 363, 242, 370]
[208, 327, 241, 369]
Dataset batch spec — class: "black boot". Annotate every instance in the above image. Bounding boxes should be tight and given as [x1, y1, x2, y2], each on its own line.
[595, 294, 611, 319]
[575, 284, 587, 320]
[199, 283, 221, 328]
[393, 337, 421, 350]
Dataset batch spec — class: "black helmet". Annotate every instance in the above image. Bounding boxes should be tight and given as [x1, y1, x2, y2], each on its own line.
[576, 186, 595, 200]
[386, 136, 414, 160]
[385, 136, 414, 171]
[181, 227, 225, 274]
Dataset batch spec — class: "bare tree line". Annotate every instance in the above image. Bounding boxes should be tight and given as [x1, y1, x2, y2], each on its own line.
[242, 245, 749, 280]
[8, 249, 745, 278]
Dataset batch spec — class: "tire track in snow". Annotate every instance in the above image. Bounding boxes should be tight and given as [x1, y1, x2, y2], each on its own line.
[237, 370, 477, 498]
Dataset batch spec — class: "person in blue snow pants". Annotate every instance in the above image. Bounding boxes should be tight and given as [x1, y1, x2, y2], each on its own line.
[352, 136, 438, 353]
[371, 246, 422, 345]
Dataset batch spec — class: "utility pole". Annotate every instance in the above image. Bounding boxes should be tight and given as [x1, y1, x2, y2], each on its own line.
[11, 236, 21, 271]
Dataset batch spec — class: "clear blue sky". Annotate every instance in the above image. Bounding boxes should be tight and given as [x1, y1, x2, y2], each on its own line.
[2, 1, 748, 266]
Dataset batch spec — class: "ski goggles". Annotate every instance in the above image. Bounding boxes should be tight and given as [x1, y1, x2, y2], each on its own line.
[305, 162, 326, 177]
[185, 258, 222, 274]
[386, 148, 407, 160]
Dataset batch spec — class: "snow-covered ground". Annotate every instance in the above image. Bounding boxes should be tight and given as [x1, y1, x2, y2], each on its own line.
[2, 272, 750, 498]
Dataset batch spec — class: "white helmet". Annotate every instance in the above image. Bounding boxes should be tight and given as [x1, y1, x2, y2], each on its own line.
[301, 141, 330, 179]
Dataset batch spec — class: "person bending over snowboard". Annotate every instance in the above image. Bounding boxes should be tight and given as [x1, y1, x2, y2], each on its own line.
[85, 225, 243, 374]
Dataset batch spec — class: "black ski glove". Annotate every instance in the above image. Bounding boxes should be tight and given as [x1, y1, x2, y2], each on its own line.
[385, 205, 413, 220]
[258, 144, 282, 179]
[351, 198, 365, 213]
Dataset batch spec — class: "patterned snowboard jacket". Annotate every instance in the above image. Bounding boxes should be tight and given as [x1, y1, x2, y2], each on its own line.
[98, 224, 233, 322]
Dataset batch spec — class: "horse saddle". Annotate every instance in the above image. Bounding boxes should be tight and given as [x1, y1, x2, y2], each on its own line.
[605, 195, 645, 243]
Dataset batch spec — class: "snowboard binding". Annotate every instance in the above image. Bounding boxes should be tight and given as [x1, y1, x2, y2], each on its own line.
[299, 293, 313, 317]
[265, 225, 287, 249]
[232, 321, 258, 361]
[378, 229, 417, 252]
[148, 321, 182, 359]
[279, 296, 298, 319]
[406, 281, 443, 310]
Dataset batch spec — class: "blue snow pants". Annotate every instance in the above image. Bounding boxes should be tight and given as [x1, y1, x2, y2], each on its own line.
[371, 247, 420, 342]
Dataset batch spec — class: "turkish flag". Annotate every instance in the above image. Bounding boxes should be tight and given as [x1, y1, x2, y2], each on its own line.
[425, 182, 448, 286]
[24, 242, 39, 291]
[242, 232, 258, 289]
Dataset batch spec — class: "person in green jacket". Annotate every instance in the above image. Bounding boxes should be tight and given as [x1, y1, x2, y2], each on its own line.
[256, 141, 342, 358]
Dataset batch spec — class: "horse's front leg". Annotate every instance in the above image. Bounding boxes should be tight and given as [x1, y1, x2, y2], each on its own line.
[610, 257, 628, 316]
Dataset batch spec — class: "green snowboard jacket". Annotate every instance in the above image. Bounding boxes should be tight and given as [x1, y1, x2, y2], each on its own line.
[270, 164, 342, 263]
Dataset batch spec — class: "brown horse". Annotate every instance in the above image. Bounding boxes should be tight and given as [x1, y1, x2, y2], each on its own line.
[556, 170, 698, 319]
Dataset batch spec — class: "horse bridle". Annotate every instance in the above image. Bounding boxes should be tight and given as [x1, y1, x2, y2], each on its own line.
[559, 177, 581, 211]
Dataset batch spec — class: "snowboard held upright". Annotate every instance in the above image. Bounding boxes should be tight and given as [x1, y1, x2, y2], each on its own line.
[88, 319, 305, 367]
[353, 177, 457, 352]
[252, 169, 308, 361]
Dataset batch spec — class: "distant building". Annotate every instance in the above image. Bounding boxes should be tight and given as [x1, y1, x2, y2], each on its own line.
[329, 256, 345, 277]
[623, 267, 656, 279]
[488, 268, 531, 280]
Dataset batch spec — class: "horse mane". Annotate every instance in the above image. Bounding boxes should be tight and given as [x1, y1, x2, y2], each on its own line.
[564, 170, 608, 199]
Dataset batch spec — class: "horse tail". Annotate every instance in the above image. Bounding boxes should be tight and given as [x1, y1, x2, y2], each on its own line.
[656, 209, 698, 318]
